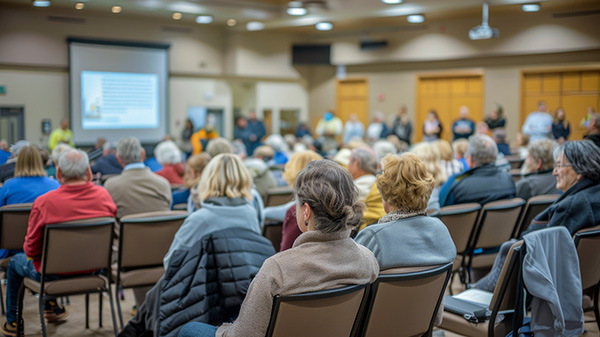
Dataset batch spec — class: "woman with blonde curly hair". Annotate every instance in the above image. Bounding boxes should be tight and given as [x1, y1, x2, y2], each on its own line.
[411, 142, 446, 212]
[355, 153, 456, 271]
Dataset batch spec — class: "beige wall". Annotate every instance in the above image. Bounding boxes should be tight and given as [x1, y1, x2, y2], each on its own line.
[306, 53, 600, 144]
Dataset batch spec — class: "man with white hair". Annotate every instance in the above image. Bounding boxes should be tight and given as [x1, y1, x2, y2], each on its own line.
[439, 134, 516, 207]
[1, 149, 116, 336]
[348, 146, 386, 231]
[103, 137, 171, 307]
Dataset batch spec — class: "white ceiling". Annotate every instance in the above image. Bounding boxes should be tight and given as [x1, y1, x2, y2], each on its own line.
[2, 0, 599, 33]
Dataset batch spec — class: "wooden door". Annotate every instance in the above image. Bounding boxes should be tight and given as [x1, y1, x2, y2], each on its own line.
[336, 78, 369, 127]
[521, 70, 600, 141]
[416, 75, 484, 141]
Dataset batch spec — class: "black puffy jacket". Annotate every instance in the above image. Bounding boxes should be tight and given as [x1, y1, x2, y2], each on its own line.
[158, 227, 276, 337]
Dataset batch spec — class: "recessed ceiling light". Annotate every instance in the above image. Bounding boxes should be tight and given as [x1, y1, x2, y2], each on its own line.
[111, 6, 122, 14]
[227, 18, 237, 27]
[32, 0, 51, 7]
[407, 14, 424, 23]
[246, 21, 265, 31]
[315, 22, 333, 31]
[382, 0, 402, 4]
[196, 15, 213, 24]
[74, 2, 84, 9]
[287, 7, 307, 15]
[172, 12, 182, 20]
[521, 3, 540, 12]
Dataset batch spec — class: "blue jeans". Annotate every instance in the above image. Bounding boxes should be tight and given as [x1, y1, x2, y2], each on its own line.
[5, 253, 58, 324]
[178, 322, 218, 337]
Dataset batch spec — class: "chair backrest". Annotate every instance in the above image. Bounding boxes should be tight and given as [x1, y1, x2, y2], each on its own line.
[41, 217, 115, 275]
[265, 187, 294, 207]
[265, 283, 368, 337]
[574, 225, 600, 290]
[472, 198, 525, 250]
[489, 241, 523, 317]
[509, 169, 522, 183]
[505, 156, 524, 170]
[512, 194, 559, 239]
[118, 211, 187, 269]
[361, 263, 452, 337]
[437, 203, 481, 254]
[0, 203, 32, 250]
[262, 220, 283, 251]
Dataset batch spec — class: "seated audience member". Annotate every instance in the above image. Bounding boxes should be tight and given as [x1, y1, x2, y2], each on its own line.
[333, 148, 352, 169]
[190, 138, 264, 227]
[0, 149, 117, 336]
[119, 153, 275, 337]
[178, 159, 379, 337]
[105, 137, 172, 219]
[584, 111, 600, 148]
[0, 139, 10, 166]
[154, 140, 185, 185]
[411, 143, 447, 212]
[452, 138, 469, 172]
[439, 135, 515, 207]
[476, 121, 490, 135]
[372, 140, 397, 163]
[515, 132, 530, 159]
[90, 141, 122, 176]
[452, 106, 476, 140]
[278, 151, 323, 251]
[295, 122, 312, 139]
[0, 146, 59, 260]
[433, 139, 462, 177]
[244, 146, 277, 197]
[0, 141, 29, 183]
[181, 153, 211, 211]
[516, 139, 559, 200]
[87, 137, 106, 161]
[348, 147, 386, 231]
[104, 137, 172, 307]
[493, 129, 511, 156]
[165, 154, 262, 269]
[473, 140, 600, 292]
[525, 140, 600, 235]
[264, 135, 289, 165]
[355, 153, 456, 269]
[386, 134, 409, 154]
[205, 137, 233, 158]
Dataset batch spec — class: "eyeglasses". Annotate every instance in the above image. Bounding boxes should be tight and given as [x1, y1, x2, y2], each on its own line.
[554, 163, 573, 169]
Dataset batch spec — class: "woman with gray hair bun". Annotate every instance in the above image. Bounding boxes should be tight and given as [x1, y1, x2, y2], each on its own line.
[525, 140, 600, 235]
[178, 159, 379, 337]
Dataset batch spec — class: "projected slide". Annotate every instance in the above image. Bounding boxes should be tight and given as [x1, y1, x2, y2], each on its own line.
[81, 71, 159, 130]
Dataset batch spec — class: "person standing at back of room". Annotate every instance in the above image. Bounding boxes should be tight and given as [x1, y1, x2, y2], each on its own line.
[48, 118, 74, 151]
[522, 101, 554, 143]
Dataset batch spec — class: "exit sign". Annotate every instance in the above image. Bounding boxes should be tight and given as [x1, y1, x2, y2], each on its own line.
[0, 85, 6, 94]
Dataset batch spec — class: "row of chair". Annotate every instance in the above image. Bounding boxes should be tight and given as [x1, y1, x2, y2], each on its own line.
[265, 263, 452, 337]
[434, 194, 558, 286]
[0, 205, 188, 336]
[268, 224, 599, 337]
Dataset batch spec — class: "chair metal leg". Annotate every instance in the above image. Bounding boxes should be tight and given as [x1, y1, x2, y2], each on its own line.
[594, 284, 600, 331]
[115, 283, 124, 329]
[16, 283, 26, 337]
[85, 293, 90, 329]
[99, 292, 103, 328]
[107, 284, 119, 336]
[39, 294, 47, 337]
[0, 280, 6, 316]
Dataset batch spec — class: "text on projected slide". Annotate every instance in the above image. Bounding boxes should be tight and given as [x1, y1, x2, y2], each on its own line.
[81, 71, 159, 130]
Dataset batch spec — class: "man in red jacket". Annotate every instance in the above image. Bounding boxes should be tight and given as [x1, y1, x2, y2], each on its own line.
[1, 149, 117, 337]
